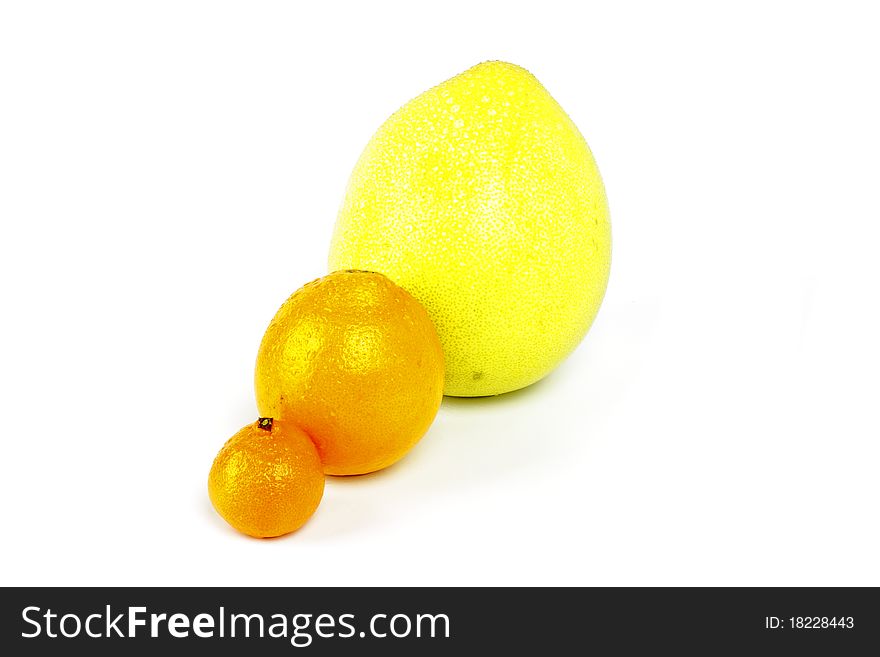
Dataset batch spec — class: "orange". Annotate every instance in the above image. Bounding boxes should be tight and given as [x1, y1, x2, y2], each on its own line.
[208, 418, 324, 538]
[254, 270, 444, 475]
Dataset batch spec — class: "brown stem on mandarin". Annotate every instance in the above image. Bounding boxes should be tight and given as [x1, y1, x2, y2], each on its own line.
[257, 418, 274, 431]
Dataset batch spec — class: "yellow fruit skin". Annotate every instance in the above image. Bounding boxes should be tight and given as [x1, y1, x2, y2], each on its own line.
[208, 419, 324, 538]
[254, 271, 444, 475]
[329, 61, 611, 396]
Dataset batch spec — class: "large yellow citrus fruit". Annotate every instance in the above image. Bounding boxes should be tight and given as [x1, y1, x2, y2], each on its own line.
[254, 270, 444, 475]
[329, 61, 611, 396]
[208, 418, 324, 538]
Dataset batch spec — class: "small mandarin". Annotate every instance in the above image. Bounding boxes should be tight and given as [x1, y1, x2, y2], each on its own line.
[254, 270, 444, 475]
[208, 418, 324, 538]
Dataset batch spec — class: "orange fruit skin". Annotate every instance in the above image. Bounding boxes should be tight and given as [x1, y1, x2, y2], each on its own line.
[208, 419, 324, 538]
[254, 271, 445, 475]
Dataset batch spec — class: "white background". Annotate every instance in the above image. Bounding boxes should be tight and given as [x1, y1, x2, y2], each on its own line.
[2, 1, 878, 586]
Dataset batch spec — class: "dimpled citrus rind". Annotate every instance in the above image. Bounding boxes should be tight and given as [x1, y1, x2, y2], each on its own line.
[254, 271, 445, 476]
[329, 60, 611, 396]
[208, 419, 324, 538]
